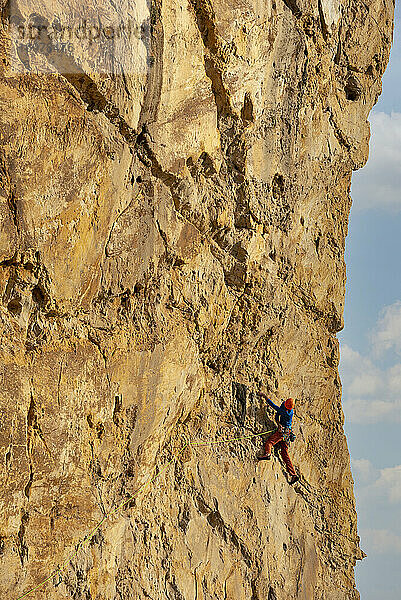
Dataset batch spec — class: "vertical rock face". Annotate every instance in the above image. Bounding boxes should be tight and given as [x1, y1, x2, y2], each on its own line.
[0, 0, 394, 598]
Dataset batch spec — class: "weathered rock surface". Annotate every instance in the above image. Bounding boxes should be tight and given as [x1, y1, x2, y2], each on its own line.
[0, 0, 394, 598]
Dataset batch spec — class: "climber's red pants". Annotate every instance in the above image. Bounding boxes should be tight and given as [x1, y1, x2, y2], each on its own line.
[264, 431, 296, 477]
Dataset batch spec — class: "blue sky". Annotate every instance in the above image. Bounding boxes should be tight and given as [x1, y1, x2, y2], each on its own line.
[338, 5, 401, 599]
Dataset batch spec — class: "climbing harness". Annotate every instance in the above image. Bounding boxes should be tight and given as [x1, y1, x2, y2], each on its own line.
[282, 427, 295, 444]
[15, 427, 275, 600]
[281, 427, 290, 443]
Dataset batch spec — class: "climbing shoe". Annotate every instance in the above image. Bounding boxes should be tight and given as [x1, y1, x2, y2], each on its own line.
[289, 475, 299, 485]
[257, 454, 271, 461]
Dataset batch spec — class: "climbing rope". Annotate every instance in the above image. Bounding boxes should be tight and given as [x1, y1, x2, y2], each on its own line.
[15, 428, 274, 600]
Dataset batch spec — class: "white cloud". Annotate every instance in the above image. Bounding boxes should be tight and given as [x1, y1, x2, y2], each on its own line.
[341, 302, 401, 423]
[343, 396, 401, 423]
[374, 465, 401, 504]
[351, 458, 379, 485]
[340, 343, 401, 423]
[348, 373, 382, 397]
[352, 111, 401, 212]
[361, 528, 401, 554]
[352, 459, 401, 506]
[371, 301, 401, 357]
[340, 344, 379, 387]
[388, 364, 401, 392]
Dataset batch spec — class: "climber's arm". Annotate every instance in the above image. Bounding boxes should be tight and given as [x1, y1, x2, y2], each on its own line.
[266, 397, 280, 412]
[259, 392, 279, 412]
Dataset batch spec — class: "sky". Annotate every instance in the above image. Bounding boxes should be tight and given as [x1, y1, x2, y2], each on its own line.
[338, 5, 401, 599]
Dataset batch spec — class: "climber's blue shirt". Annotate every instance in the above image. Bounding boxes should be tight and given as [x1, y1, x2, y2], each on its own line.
[266, 398, 293, 429]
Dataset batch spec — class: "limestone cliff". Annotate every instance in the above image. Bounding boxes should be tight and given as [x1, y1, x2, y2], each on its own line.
[0, 0, 394, 598]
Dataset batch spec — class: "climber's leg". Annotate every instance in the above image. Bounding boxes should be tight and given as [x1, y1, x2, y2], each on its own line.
[262, 430, 283, 456]
[279, 441, 296, 477]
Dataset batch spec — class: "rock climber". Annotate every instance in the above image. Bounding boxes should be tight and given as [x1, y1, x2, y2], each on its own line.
[257, 394, 299, 485]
